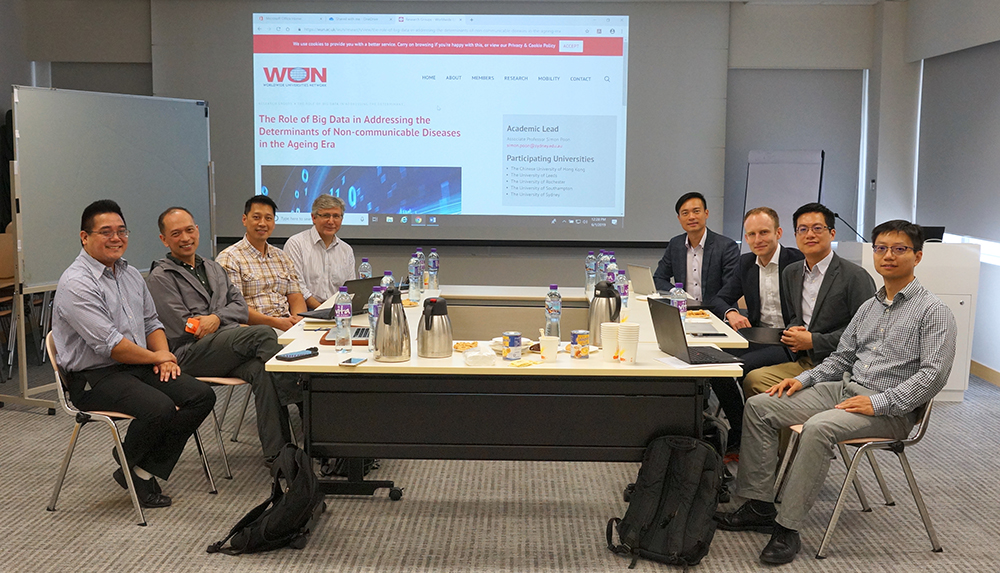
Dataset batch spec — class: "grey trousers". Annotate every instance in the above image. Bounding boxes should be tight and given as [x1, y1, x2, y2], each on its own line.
[736, 380, 916, 530]
[179, 325, 303, 458]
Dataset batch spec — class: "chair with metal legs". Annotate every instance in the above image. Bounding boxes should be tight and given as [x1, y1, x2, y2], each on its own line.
[45, 334, 218, 526]
[199, 376, 297, 451]
[773, 400, 941, 559]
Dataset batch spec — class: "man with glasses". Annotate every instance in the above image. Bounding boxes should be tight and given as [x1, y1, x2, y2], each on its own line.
[285, 195, 356, 310]
[652, 192, 739, 306]
[715, 219, 956, 565]
[217, 195, 307, 331]
[742, 203, 875, 399]
[51, 200, 216, 508]
[146, 207, 301, 467]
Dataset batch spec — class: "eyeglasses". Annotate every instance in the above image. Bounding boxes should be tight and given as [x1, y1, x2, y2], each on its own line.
[795, 225, 830, 235]
[90, 229, 130, 239]
[872, 245, 914, 256]
[314, 212, 343, 221]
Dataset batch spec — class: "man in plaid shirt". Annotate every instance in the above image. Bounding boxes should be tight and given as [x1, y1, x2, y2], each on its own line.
[217, 195, 307, 332]
[715, 219, 957, 565]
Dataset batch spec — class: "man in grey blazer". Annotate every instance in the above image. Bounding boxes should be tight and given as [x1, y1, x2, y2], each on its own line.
[743, 203, 875, 398]
[652, 192, 739, 307]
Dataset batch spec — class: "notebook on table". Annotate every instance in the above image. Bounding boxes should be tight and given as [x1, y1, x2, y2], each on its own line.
[648, 297, 741, 365]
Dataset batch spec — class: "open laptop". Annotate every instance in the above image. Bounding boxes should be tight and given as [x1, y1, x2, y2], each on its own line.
[627, 263, 668, 296]
[298, 276, 383, 319]
[648, 297, 741, 364]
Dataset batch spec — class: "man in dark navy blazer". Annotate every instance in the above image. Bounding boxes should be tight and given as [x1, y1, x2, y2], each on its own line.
[652, 192, 739, 307]
[706, 207, 804, 449]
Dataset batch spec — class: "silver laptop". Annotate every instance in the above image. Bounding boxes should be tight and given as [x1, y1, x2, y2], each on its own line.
[627, 263, 664, 296]
[648, 298, 740, 365]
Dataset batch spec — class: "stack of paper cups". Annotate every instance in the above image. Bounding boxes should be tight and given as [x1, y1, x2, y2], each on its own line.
[617, 322, 640, 364]
[601, 322, 619, 363]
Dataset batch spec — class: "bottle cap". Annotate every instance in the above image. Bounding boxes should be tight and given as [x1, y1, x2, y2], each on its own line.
[550, 284, 558, 290]
[675, 282, 683, 288]
[340, 286, 348, 292]
[384, 270, 392, 275]
[431, 248, 437, 252]
[362, 257, 368, 262]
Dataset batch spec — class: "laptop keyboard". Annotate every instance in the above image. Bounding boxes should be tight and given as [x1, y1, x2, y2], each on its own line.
[687, 346, 738, 364]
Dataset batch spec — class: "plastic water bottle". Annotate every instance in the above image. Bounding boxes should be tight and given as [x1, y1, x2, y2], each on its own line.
[615, 270, 629, 309]
[415, 247, 427, 290]
[584, 251, 597, 299]
[380, 270, 394, 289]
[407, 253, 421, 302]
[367, 286, 383, 352]
[597, 250, 609, 278]
[334, 286, 353, 352]
[427, 248, 440, 290]
[669, 282, 688, 321]
[544, 284, 562, 339]
[606, 255, 619, 283]
[358, 257, 372, 279]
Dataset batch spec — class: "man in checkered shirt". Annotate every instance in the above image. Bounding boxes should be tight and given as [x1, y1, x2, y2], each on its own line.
[217, 195, 307, 332]
[715, 219, 957, 565]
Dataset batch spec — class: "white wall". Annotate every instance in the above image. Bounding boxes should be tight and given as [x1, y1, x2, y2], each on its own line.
[868, 0, 921, 231]
[728, 3, 873, 70]
[907, 0, 1000, 62]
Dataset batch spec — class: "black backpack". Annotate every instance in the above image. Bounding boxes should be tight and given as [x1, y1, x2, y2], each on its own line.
[607, 436, 724, 568]
[207, 443, 325, 554]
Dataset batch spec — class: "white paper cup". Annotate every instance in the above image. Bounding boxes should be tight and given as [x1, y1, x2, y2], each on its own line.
[618, 322, 640, 337]
[601, 322, 619, 362]
[539, 335, 560, 362]
[618, 337, 639, 364]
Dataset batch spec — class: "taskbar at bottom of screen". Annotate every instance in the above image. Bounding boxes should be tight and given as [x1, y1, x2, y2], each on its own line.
[364, 214, 624, 230]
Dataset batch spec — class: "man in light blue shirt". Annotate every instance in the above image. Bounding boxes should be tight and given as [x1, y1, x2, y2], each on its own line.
[52, 200, 216, 509]
[715, 219, 957, 565]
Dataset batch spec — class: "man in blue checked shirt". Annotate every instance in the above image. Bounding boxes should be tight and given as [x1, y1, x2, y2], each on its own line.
[52, 200, 216, 509]
[714, 219, 957, 565]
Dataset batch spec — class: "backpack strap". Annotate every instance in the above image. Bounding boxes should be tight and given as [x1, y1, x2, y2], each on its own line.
[206, 482, 281, 554]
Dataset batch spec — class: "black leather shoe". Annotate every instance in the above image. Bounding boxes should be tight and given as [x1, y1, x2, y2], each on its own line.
[112, 447, 161, 494]
[113, 469, 172, 508]
[715, 500, 777, 532]
[760, 525, 801, 565]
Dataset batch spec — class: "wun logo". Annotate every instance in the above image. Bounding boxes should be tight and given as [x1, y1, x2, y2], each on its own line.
[262, 67, 327, 84]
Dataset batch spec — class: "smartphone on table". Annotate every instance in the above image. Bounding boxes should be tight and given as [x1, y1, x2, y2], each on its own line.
[339, 357, 367, 367]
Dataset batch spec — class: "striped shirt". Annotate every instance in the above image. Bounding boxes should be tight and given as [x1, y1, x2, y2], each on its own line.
[216, 237, 301, 318]
[796, 277, 957, 417]
[52, 249, 163, 372]
[284, 226, 356, 303]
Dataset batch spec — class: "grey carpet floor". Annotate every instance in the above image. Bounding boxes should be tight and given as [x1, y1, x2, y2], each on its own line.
[2, 364, 999, 572]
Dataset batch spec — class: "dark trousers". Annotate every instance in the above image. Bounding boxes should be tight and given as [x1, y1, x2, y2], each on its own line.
[711, 342, 792, 448]
[68, 364, 216, 480]
[178, 325, 302, 458]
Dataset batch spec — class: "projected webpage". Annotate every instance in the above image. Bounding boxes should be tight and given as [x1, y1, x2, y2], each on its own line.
[253, 14, 628, 230]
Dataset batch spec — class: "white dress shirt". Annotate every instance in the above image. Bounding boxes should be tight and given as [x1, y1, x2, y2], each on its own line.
[801, 250, 834, 329]
[685, 231, 707, 303]
[284, 226, 356, 303]
[757, 244, 784, 328]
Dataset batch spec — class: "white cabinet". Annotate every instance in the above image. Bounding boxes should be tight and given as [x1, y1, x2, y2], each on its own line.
[837, 242, 980, 401]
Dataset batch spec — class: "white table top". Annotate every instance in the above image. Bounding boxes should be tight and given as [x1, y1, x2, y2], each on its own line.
[267, 335, 743, 377]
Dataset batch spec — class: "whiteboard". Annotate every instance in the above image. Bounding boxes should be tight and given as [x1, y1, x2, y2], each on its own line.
[11, 87, 212, 292]
[742, 150, 823, 250]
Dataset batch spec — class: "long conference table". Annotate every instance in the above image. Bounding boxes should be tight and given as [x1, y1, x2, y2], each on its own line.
[268, 285, 746, 497]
